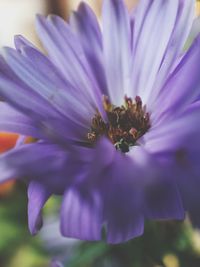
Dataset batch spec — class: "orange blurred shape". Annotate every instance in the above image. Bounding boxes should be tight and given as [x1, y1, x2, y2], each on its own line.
[0, 132, 19, 196]
[0, 132, 19, 153]
[0, 180, 15, 197]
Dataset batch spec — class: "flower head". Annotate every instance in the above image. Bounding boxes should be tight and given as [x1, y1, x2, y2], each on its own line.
[0, 0, 199, 244]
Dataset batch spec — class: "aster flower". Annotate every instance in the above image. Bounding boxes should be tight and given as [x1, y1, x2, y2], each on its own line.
[0, 0, 199, 244]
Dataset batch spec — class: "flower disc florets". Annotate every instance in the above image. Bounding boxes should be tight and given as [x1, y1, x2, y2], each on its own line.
[87, 96, 151, 153]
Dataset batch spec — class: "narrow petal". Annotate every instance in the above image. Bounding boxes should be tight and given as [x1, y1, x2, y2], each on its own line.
[102, 0, 131, 104]
[0, 102, 42, 138]
[0, 55, 59, 119]
[152, 34, 200, 124]
[103, 152, 144, 244]
[132, 0, 179, 103]
[153, 0, 195, 96]
[61, 188, 102, 241]
[35, 15, 106, 119]
[70, 3, 108, 96]
[2, 47, 93, 125]
[14, 35, 36, 51]
[28, 181, 51, 235]
[0, 51, 88, 144]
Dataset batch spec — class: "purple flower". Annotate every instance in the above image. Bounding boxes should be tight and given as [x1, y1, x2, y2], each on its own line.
[0, 0, 199, 244]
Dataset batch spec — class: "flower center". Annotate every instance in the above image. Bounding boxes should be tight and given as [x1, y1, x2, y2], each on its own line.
[87, 96, 151, 153]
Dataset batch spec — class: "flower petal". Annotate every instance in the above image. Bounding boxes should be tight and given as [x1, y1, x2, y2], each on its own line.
[132, 0, 180, 103]
[144, 101, 200, 226]
[2, 46, 93, 126]
[61, 187, 102, 241]
[129, 146, 184, 224]
[0, 142, 69, 193]
[102, 0, 131, 104]
[28, 181, 51, 235]
[143, 100, 200, 155]
[144, 169, 184, 220]
[151, 34, 200, 125]
[0, 51, 89, 144]
[0, 102, 42, 138]
[152, 0, 195, 98]
[61, 138, 144, 244]
[70, 2, 108, 96]
[35, 15, 106, 119]
[103, 152, 144, 244]
[0, 55, 59, 119]
[14, 34, 36, 51]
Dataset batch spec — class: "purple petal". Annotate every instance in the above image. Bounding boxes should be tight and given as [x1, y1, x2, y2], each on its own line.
[14, 35, 36, 51]
[35, 15, 106, 119]
[128, 146, 184, 222]
[142, 102, 200, 224]
[61, 138, 145, 244]
[0, 102, 42, 138]
[152, 0, 195, 97]
[103, 152, 144, 244]
[151, 34, 200, 125]
[102, 0, 131, 105]
[61, 188, 102, 241]
[143, 101, 200, 155]
[147, 101, 200, 226]
[0, 74, 84, 145]
[0, 55, 59, 119]
[0, 142, 70, 193]
[70, 2, 108, 96]
[144, 168, 184, 220]
[28, 181, 51, 235]
[2, 47, 93, 126]
[132, 0, 180, 103]
[0, 49, 89, 144]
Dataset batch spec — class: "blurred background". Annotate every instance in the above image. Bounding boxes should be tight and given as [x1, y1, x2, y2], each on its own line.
[0, 1, 200, 267]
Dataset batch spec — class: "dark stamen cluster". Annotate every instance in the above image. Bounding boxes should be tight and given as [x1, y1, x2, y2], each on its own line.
[87, 96, 150, 153]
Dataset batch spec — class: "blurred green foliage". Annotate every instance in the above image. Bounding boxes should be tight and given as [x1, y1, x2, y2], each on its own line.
[0, 182, 49, 267]
[65, 221, 200, 267]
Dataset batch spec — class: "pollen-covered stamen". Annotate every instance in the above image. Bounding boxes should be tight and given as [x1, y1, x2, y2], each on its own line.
[87, 96, 151, 153]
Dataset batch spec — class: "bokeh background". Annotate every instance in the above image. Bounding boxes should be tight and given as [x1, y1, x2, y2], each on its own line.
[0, 1, 200, 267]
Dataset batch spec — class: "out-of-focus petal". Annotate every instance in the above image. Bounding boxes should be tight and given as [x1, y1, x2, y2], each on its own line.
[61, 187, 102, 241]
[14, 35, 36, 51]
[28, 181, 51, 235]
[0, 142, 69, 192]
[61, 138, 145, 244]
[0, 102, 43, 138]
